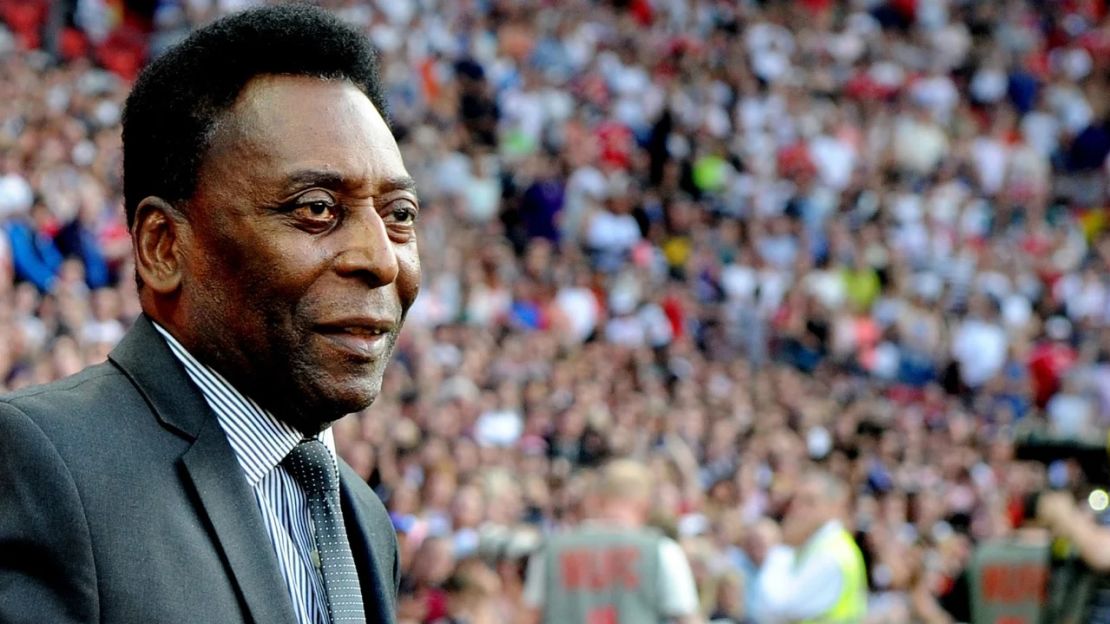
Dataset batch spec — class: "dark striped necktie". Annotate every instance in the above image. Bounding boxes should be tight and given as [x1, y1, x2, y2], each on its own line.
[283, 439, 366, 623]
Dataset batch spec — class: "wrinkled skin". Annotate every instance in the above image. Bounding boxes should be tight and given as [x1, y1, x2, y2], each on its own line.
[165, 75, 420, 435]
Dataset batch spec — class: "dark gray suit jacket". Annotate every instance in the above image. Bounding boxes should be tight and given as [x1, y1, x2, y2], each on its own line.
[0, 316, 398, 623]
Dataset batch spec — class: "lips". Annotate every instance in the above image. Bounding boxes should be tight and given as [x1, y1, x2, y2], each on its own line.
[313, 318, 396, 359]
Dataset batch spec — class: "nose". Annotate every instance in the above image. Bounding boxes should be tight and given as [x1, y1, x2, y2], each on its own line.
[333, 209, 399, 285]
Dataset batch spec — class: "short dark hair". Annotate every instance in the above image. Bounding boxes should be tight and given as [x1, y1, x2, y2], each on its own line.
[122, 3, 388, 228]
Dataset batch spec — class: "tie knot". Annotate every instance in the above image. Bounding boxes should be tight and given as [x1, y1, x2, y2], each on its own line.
[282, 438, 338, 498]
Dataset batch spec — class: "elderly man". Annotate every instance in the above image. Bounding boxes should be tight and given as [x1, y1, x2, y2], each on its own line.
[0, 5, 416, 624]
[754, 470, 867, 623]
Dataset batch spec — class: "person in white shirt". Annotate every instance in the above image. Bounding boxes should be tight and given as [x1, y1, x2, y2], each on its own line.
[754, 470, 867, 624]
[950, 295, 1008, 389]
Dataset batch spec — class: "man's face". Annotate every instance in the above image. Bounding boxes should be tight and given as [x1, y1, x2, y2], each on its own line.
[177, 75, 419, 433]
[783, 479, 834, 545]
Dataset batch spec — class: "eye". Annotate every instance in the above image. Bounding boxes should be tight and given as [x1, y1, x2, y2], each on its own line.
[385, 199, 419, 226]
[303, 202, 331, 217]
[290, 194, 339, 228]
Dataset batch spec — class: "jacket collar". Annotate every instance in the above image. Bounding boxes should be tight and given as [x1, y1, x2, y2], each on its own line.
[108, 314, 210, 440]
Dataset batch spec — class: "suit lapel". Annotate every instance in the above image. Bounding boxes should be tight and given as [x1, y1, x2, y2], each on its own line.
[109, 316, 299, 624]
[182, 417, 300, 624]
[339, 465, 397, 624]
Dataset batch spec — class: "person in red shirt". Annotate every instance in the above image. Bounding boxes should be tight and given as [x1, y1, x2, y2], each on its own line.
[1028, 316, 1078, 408]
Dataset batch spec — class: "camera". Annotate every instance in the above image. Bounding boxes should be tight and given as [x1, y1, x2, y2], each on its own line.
[1014, 432, 1110, 623]
[1016, 433, 1110, 518]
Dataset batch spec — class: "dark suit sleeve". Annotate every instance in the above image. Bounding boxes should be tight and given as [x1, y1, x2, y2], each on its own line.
[0, 402, 98, 623]
[391, 517, 400, 600]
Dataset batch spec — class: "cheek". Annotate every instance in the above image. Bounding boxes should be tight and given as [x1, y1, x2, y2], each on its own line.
[203, 257, 320, 347]
[397, 244, 421, 309]
[242, 242, 327, 307]
[183, 236, 246, 313]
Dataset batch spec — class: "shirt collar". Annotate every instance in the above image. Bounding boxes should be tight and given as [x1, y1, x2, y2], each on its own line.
[153, 322, 336, 486]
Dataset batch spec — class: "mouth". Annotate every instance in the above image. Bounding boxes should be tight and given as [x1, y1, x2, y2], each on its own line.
[313, 320, 396, 359]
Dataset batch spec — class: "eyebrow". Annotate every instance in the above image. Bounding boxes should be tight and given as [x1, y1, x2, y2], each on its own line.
[280, 169, 418, 196]
[379, 175, 419, 195]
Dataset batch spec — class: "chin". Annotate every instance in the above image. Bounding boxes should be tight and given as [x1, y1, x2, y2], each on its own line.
[279, 354, 389, 430]
[314, 377, 382, 417]
[281, 388, 379, 436]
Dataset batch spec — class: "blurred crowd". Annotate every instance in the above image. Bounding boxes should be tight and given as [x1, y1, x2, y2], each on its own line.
[2, 0, 1110, 622]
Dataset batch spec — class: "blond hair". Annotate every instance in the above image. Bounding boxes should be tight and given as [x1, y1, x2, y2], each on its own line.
[595, 458, 654, 503]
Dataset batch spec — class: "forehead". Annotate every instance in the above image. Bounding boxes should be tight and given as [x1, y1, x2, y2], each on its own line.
[795, 481, 825, 502]
[206, 74, 403, 185]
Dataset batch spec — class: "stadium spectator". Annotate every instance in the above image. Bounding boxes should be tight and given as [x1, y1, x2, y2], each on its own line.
[753, 469, 867, 623]
[521, 458, 702, 624]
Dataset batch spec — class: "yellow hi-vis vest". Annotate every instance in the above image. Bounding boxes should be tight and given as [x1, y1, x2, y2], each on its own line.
[797, 526, 868, 624]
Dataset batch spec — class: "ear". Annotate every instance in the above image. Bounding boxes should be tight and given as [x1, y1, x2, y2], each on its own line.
[133, 197, 188, 294]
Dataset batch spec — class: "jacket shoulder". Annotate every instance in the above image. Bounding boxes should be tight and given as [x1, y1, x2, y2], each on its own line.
[0, 361, 151, 447]
[2, 362, 125, 411]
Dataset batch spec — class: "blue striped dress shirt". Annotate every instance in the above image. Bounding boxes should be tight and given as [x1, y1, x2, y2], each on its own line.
[154, 323, 339, 624]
